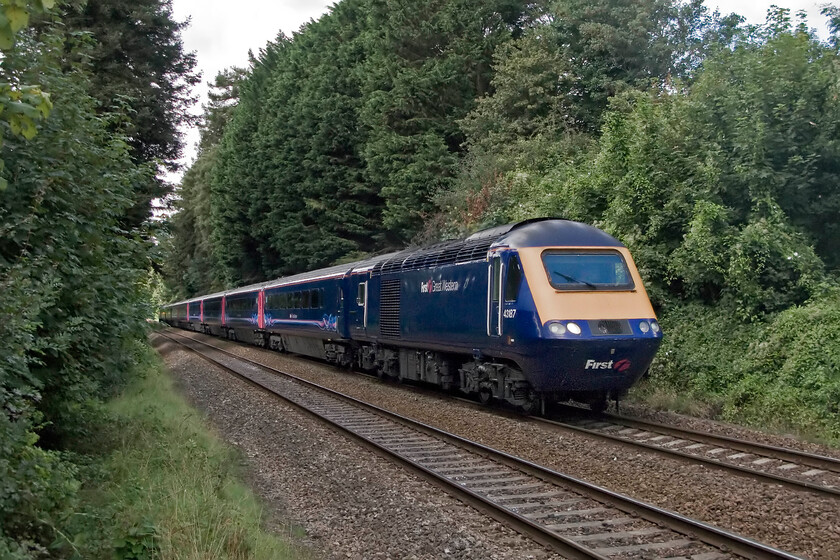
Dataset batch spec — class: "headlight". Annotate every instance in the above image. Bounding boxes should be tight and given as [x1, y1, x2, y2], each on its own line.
[639, 321, 650, 333]
[548, 323, 566, 335]
[567, 322, 581, 335]
[651, 320, 660, 334]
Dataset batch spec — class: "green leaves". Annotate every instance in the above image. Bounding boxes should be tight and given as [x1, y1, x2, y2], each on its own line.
[0, 0, 55, 49]
[0, 10, 155, 556]
[0, 1, 58, 191]
[4, 4, 29, 33]
[69, 0, 200, 228]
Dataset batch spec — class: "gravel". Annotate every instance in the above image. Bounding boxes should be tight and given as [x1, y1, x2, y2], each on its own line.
[155, 331, 840, 559]
[152, 334, 565, 560]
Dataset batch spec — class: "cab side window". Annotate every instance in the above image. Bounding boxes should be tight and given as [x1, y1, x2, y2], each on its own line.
[505, 255, 523, 302]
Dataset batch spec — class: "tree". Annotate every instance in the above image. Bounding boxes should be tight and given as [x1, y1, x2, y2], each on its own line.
[212, 37, 291, 285]
[359, 0, 529, 239]
[548, 9, 837, 316]
[163, 68, 245, 297]
[1, 18, 153, 555]
[63, 0, 199, 227]
[198, 66, 247, 154]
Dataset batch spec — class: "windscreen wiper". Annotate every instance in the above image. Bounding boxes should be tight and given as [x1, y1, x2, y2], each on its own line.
[552, 271, 596, 289]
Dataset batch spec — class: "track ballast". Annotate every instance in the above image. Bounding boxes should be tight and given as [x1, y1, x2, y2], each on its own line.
[158, 328, 804, 560]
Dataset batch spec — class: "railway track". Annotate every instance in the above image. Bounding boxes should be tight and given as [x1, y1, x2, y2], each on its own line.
[541, 407, 840, 499]
[167, 328, 840, 500]
[158, 329, 802, 560]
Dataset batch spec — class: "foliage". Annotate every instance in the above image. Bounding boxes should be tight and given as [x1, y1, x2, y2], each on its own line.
[454, 11, 839, 312]
[725, 290, 840, 440]
[646, 291, 840, 442]
[0, 13, 161, 557]
[65, 348, 300, 559]
[357, 0, 528, 237]
[0, 0, 56, 191]
[62, 0, 200, 227]
[200, 0, 533, 288]
[165, 144, 225, 299]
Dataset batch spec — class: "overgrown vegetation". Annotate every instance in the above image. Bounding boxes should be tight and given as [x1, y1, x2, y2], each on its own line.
[165, 1, 840, 443]
[65, 346, 301, 560]
[645, 292, 840, 440]
[0, 1, 199, 556]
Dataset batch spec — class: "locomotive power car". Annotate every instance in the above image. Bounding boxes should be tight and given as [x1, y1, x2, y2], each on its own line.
[161, 218, 662, 412]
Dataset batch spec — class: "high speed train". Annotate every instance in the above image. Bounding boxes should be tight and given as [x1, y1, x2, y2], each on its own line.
[161, 218, 662, 412]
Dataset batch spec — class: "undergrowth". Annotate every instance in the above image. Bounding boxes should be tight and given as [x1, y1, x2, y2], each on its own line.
[65, 347, 306, 559]
[634, 290, 840, 445]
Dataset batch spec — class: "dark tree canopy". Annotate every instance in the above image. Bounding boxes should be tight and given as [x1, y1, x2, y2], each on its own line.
[64, 0, 200, 227]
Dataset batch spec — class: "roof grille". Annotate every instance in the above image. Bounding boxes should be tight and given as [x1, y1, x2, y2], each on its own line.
[373, 238, 494, 276]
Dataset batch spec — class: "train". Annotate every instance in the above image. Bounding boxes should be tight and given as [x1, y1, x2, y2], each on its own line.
[160, 218, 662, 412]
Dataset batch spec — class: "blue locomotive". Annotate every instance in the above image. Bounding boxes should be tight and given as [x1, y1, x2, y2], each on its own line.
[161, 218, 662, 412]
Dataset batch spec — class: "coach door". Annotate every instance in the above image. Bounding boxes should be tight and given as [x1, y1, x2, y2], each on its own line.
[487, 254, 502, 336]
[348, 273, 369, 338]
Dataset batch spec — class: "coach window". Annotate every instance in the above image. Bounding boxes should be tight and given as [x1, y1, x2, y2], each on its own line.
[491, 258, 501, 304]
[311, 289, 321, 309]
[505, 255, 523, 302]
[302, 290, 311, 309]
[357, 282, 366, 306]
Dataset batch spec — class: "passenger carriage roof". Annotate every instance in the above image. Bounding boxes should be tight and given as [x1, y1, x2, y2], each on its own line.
[262, 252, 399, 290]
[162, 218, 623, 306]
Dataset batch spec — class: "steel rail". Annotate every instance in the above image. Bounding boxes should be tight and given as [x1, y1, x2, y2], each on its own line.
[156, 331, 608, 559]
[537, 405, 840, 499]
[156, 329, 804, 560]
[597, 410, 840, 470]
[164, 328, 840, 499]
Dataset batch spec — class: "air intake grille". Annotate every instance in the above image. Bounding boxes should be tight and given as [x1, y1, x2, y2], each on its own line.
[374, 238, 495, 275]
[588, 319, 632, 336]
[380, 279, 401, 338]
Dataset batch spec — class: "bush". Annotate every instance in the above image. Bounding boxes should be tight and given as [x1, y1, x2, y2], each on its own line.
[644, 290, 840, 442]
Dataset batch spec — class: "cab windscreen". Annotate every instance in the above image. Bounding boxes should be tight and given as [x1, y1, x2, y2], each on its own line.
[541, 250, 635, 291]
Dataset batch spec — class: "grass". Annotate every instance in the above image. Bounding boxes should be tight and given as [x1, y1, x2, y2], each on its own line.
[71, 347, 307, 560]
[628, 381, 725, 420]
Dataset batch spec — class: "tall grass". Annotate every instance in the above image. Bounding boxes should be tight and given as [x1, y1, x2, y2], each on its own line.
[72, 348, 306, 560]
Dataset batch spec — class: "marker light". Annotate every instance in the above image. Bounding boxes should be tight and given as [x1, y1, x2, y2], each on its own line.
[567, 322, 582, 335]
[639, 321, 650, 333]
[651, 320, 661, 334]
[548, 323, 566, 335]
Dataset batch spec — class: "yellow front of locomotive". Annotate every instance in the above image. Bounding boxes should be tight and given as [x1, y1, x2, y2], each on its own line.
[509, 242, 662, 399]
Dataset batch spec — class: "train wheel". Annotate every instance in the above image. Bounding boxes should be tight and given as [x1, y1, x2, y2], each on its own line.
[589, 398, 608, 413]
[478, 387, 493, 405]
[518, 392, 539, 415]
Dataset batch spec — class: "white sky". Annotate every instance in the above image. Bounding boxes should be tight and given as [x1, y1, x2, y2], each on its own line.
[170, 0, 335, 172]
[170, 0, 835, 173]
